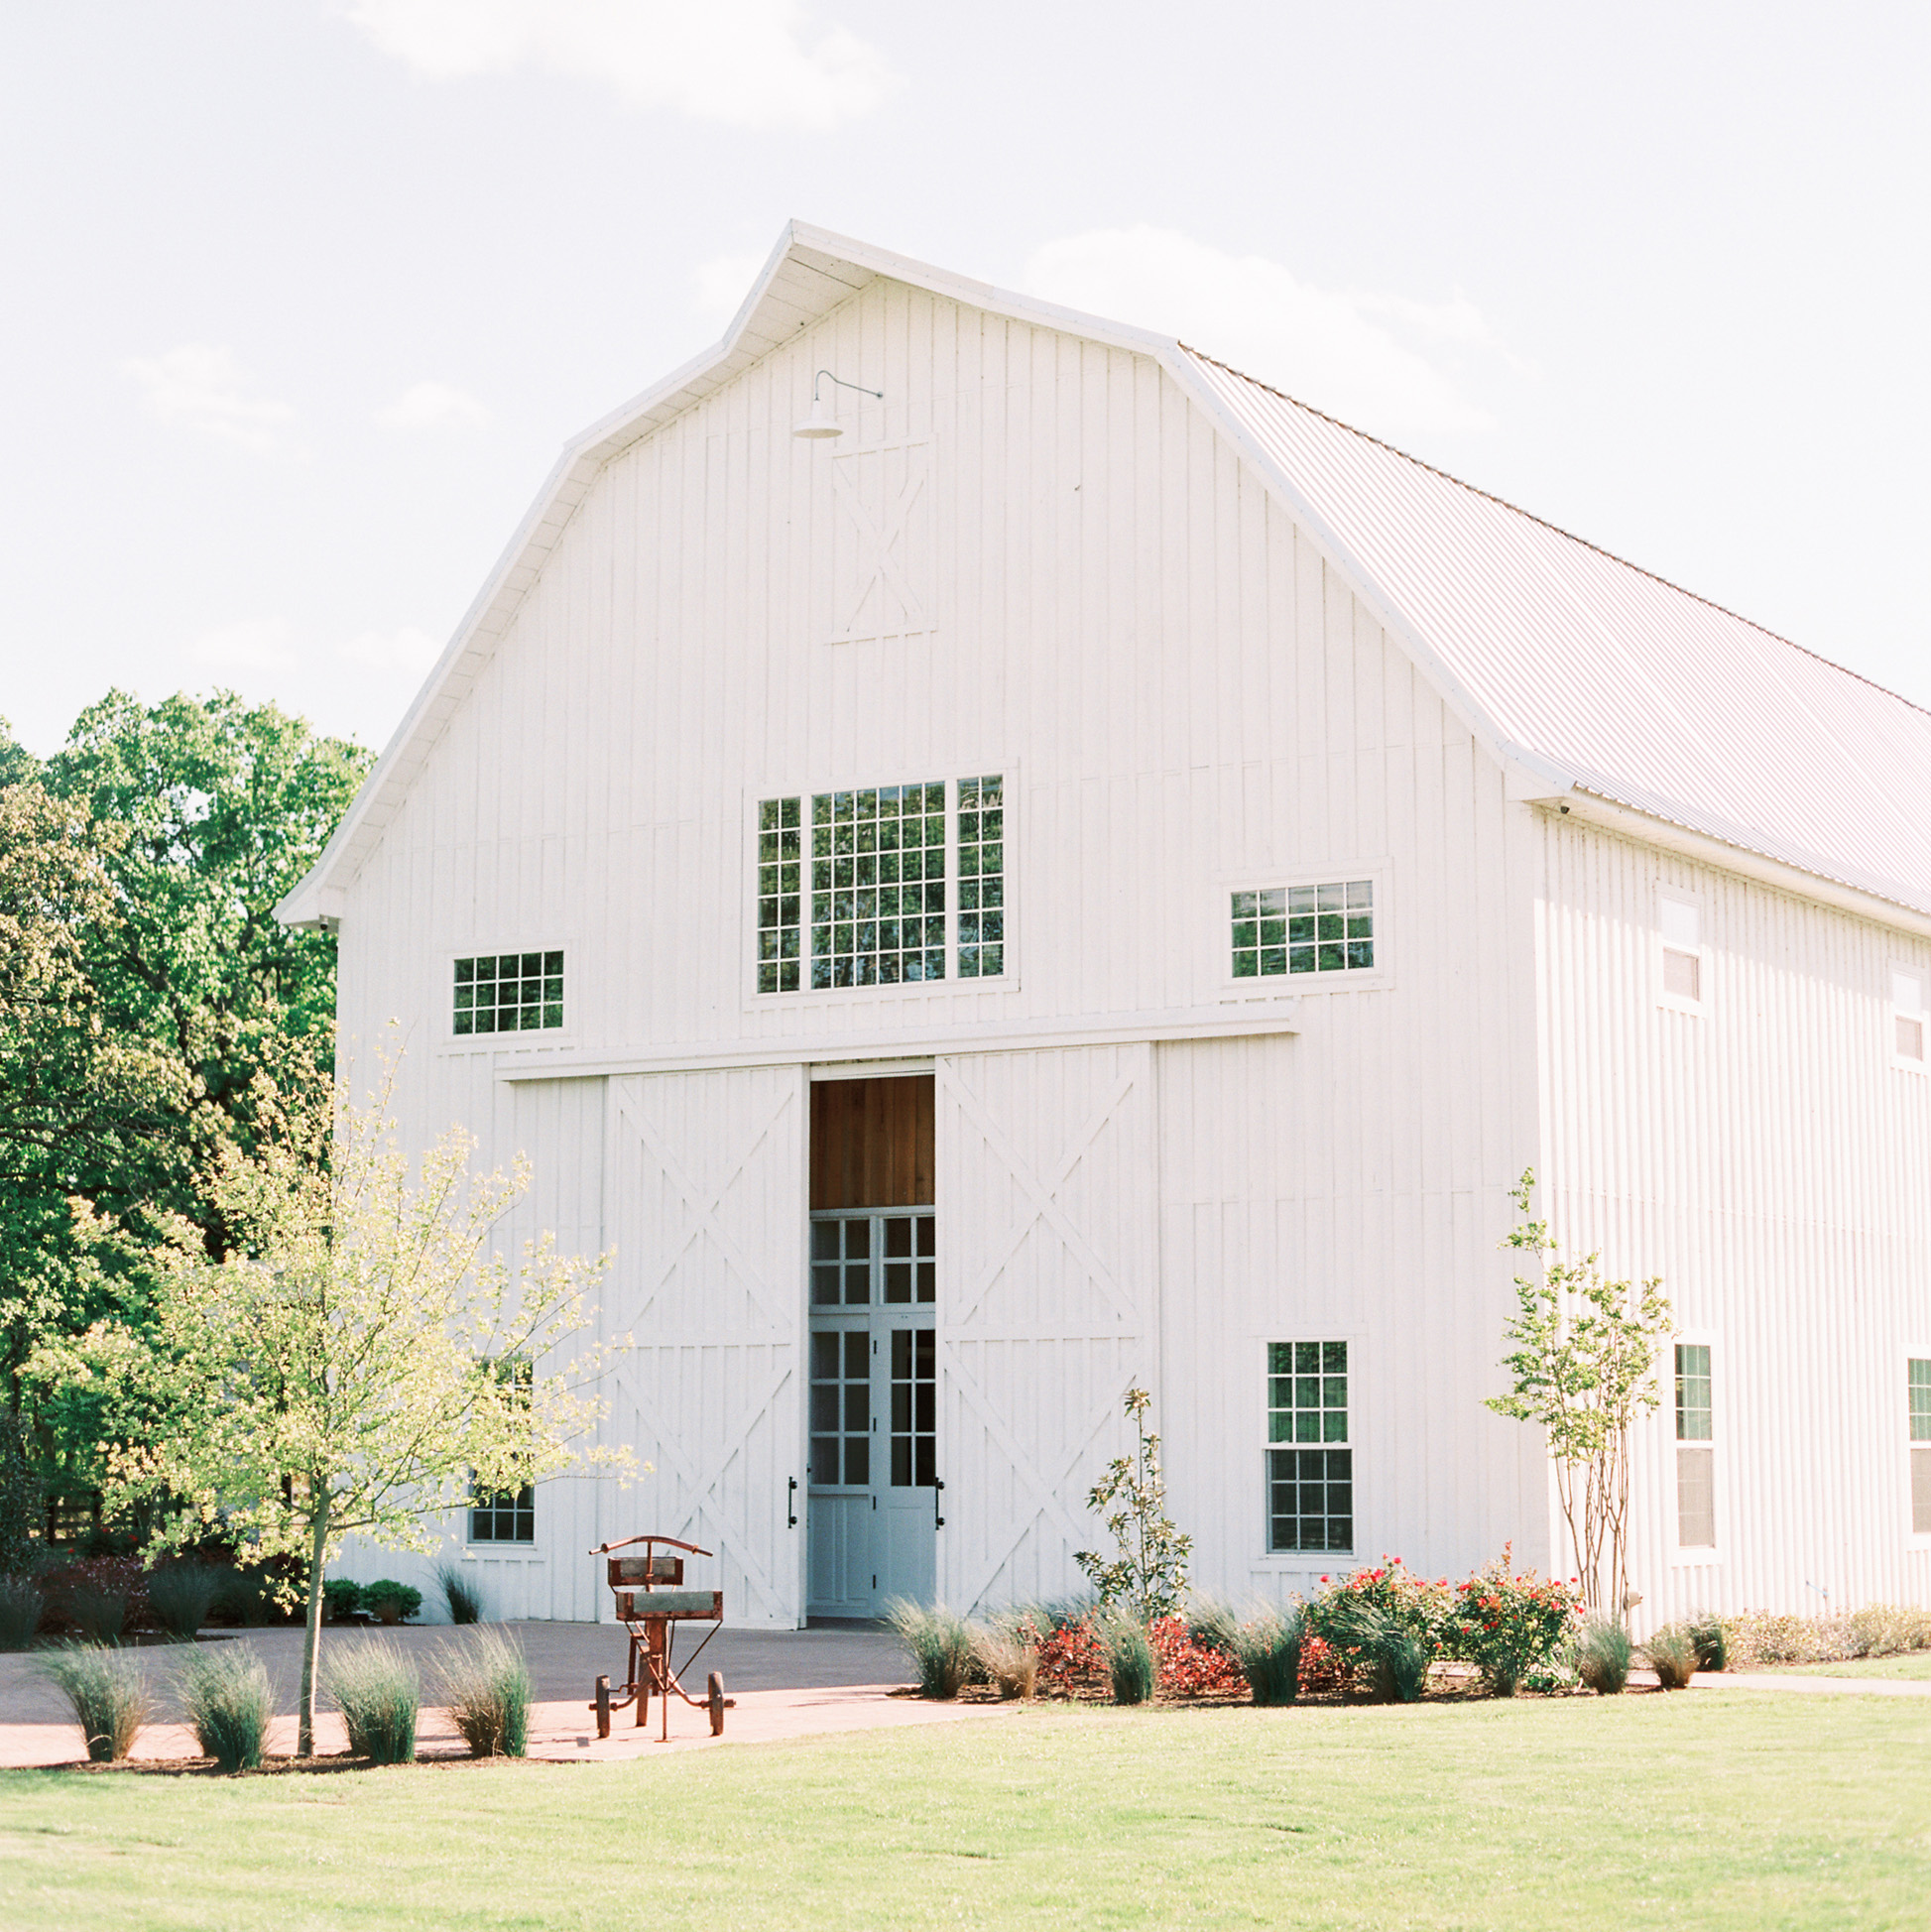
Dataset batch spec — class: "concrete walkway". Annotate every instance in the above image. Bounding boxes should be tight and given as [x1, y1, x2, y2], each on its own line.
[0, 1621, 991, 1768]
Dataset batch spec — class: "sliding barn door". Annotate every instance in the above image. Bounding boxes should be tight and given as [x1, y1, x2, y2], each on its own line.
[602, 1066, 807, 1629]
[934, 1044, 1158, 1615]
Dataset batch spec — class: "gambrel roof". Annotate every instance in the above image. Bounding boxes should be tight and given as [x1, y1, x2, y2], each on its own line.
[279, 222, 1931, 931]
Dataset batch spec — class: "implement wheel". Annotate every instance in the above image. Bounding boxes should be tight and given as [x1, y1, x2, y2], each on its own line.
[708, 1671, 726, 1737]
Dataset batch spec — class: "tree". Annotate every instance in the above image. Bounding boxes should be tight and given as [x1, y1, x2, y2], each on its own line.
[30, 1054, 633, 1756]
[1485, 1171, 1673, 1616]
[1074, 1387, 1192, 1623]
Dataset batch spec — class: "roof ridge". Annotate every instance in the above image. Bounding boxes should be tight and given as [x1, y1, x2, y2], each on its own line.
[1178, 344, 1931, 728]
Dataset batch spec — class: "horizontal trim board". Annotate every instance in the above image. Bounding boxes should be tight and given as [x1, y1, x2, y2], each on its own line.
[495, 1003, 1303, 1083]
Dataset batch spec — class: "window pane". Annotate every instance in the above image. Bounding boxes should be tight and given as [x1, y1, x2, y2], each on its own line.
[1908, 1360, 1931, 1442]
[1236, 883, 1372, 976]
[1675, 1344, 1713, 1441]
[453, 953, 563, 1034]
[1677, 1446, 1716, 1547]
[1267, 1337, 1350, 1549]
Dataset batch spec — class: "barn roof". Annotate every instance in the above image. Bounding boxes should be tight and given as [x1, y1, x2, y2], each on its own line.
[278, 222, 1931, 932]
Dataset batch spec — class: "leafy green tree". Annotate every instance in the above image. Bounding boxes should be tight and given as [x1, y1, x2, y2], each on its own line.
[32, 1054, 631, 1755]
[1074, 1387, 1193, 1623]
[1486, 1171, 1673, 1616]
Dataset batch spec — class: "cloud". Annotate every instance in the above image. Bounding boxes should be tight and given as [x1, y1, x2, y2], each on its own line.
[186, 618, 300, 674]
[344, 0, 896, 130]
[375, 380, 490, 430]
[335, 626, 442, 676]
[1024, 227, 1506, 438]
[124, 345, 302, 455]
[691, 252, 769, 324]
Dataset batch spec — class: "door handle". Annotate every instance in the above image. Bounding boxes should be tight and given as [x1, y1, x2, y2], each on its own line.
[787, 1476, 797, 1528]
[934, 1478, 945, 1529]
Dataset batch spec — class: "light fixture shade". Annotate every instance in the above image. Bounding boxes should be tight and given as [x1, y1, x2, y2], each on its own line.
[792, 391, 843, 439]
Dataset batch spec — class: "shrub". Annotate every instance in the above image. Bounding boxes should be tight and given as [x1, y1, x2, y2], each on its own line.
[326, 1639, 420, 1763]
[1644, 1624, 1699, 1690]
[1847, 1603, 1931, 1659]
[148, 1564, 223, 1641]
[436, 1563, 484, 1626]
[362, 1579, 422, 1625]
[1577, 1617, 1631, 1694]
[1305, 1561, 1446, 1701]
[1688, 1617, 1727, 1672]
[1147, 1615, 1245, 1697]
[0, 1575, 44, 1649]
[35, 1640, 149, 1761]
[179, 1646, 275, 1771]
[215, 1566, 280, 1628]
[435, 1629, 532, 1756]
[1440, 1553, 1583, 1696]
[1098, 1613, 1157, 1705]
[1032, 1608, 1110, 1699]
[0, 1409, 42, 1579]
[971, 1618, 1039, 1700]
[61, 1584, 127, 1644]
[322, 1578, 364, 1623]
[885, 1601, 974, 1699]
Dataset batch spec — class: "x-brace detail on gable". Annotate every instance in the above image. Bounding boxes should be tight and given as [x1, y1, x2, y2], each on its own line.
[830, 439, 930, 642]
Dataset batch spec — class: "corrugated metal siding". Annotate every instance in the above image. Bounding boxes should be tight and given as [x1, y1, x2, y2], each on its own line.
[1538, 812, 1931, 1624]
[1187, 350, 1931, 919]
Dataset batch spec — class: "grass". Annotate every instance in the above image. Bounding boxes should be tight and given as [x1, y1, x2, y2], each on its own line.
[1, 1695, 1928, 1928]
[1761, 1651, 1931, 1681]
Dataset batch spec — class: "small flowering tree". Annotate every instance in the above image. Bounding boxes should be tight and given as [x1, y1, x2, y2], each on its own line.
[1074, 1387, 1192, 1623]
[1486, 1170, 1672, 1616]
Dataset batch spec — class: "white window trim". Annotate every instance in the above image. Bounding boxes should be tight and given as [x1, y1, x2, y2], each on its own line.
[1669, 1329, 1722, 1567]
[438, 938, 579, 1053]
[1253, 1332, 1361, 1567]
[1657, 890, 1708, 1018]
[1906, 1345, 1931, 1548]
[1890, 962, 1928, 1074]
[741, 767, 1023, 1011]
[1218, 861, 1392, 999]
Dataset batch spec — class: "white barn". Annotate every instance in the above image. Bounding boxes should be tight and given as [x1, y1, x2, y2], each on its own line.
[281, 223, 1931, 1631]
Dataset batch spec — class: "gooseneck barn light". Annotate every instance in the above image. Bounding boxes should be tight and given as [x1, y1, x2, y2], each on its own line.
[792, 369, 883, 440]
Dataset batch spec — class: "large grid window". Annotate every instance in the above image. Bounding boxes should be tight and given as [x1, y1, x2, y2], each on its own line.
[1267, 1340, 1352, 1552]
[957, 774, 1005, 979]
[454, 952, 563, 1034]
[1233, 882, 1373, 980]
[811, 783, 946, 988]
[1676, 1343, 1716, 1548]
[1910, 1359, 1931, 1535]
[468, 1482, 534, 1544]
[756, 797, 803, 994]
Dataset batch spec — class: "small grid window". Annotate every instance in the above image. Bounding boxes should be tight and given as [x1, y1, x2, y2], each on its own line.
[811, 783, 947, 988]
[1267, 1340, 1352, 1552]
[1895, 971, 1926, 1064]
[454, 952, 563, 1034]
[1910, 1360, 1931, 1536]
[810, 1217, 872, 1305]
[757, 797, 803, 994]
[890, 1328, 937, 1487]
[809, 1329, 871, 1487]
[1233, 882, 1373, 980]
[468, 1482, 534, 1545]
[1675, 1343, 1715, 1548]
[957, 774, 1005, 979]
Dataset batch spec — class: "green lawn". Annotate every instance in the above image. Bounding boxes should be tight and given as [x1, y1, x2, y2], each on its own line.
[3, 1695, 1928, 1930]
[1759, 1652, 1931, 1681]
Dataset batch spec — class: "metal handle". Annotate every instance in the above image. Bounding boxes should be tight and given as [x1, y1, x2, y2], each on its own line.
[934, 1478, 945, 1529]
[787, 1477, 797, 1528]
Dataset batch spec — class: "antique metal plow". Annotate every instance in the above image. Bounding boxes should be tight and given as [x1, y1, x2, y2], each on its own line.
[588, 1533, 734, 1741]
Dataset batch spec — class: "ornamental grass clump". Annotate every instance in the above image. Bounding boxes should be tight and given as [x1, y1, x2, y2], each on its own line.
[1688, 1617, 1727, 1671]
[1577, 1616, 1631, 1695]
[1098, 1613, 1157, 1705]
[179, 1645, 275, 1771]
[148, 1563, 223, 1640]
[885, 1600, 974, 1699]
[325, 1639, 420, 1763]
[436, 1563, 484, 1626]
[1643, 1624, 1699, 1690]
[436, 1628, 531, 1756]
[971, 1616, 1040, 1700]
[36, 1640, 149, 1761]
[1304, 1560, 1446, 1702]
[1205, 1602, 1306, 1706]
[0, 1575, 44, 1649]
[1440, 1551, 1582, 1697]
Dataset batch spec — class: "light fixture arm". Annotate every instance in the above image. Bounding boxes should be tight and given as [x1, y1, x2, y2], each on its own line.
[812, 369, 883, 406]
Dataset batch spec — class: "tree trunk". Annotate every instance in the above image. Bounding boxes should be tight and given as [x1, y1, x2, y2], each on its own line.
[297, 1500, 328, 1758]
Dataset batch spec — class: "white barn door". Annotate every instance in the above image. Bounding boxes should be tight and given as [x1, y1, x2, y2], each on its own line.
[603, 1065, 807, 1630]
[935, 1044, 1157, 1615]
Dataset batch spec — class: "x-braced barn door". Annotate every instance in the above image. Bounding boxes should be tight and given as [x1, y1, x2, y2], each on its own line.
[603, 1066, 806, 1630]
[934, 1045, 1157, 1616]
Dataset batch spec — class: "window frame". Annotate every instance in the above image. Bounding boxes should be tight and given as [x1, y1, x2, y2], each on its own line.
[1890, 964, 1928, 1073]
[1670, 1333, 1721, 1565]
[743, 770, 1021, 1007]
[1257, 1335, 1359, 1563]
[441, 939, 577, 1051]
[1219, 863, 1390, 998]
[1657, 890, 1708, 1017]
[464, 1478, 537, 1549]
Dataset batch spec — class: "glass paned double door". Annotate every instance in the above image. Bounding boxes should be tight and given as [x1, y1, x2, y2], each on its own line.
[806, 1209, 938, 1618]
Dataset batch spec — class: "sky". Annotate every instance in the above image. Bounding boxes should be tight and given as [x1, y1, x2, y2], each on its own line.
[3, 1, 1927, 759]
